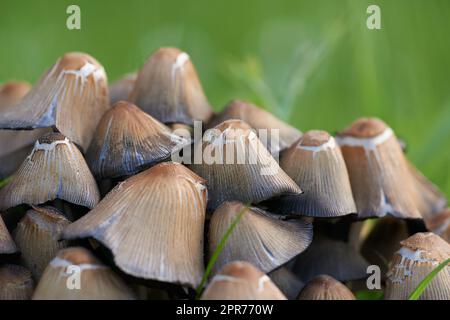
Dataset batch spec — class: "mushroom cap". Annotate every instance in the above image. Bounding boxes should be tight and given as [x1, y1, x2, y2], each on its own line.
[201, 261, 287, 300]
[109, 73, 137, 105]
[297, 275, 356, 300]
[32, 247, 136, 300]
[0, 215, 17, 254]
[87, 101, 187, 179]
[129, 47, 212, 125]
[278, 130, 356, 217]
[13, 206, 70, 279]
[209, 201, 312, 274]
[62, 162, 207, 288]
[0, 52, 110, 152]
[385, 232, 450, 300]
[0, 132, 100, 210]
[268, 267, 304, 299]
[339, 118, 387, 138]
[189, 119, 301, 210]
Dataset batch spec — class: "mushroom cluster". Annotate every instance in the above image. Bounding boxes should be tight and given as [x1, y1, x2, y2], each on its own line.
[0, 47, 449, 300]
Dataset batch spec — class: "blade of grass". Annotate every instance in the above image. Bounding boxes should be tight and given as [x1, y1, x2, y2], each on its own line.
[0, 177, 11, 189]
[408, 258, 450, 300]
[195, 204, 249, 299]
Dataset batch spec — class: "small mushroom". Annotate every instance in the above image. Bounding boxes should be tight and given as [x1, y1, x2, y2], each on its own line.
[385, 232, 450, 300]
[129, 47, 212, 125]
[62, 162, 207, 288]
[87, 101, 187, 179]
[0, 215, 17, 255]
[0, 132, 100, 210]
[0, 52, 110, 152]
[208, 100, 302, 154]
[336, 118, 446, 219]
[0, 264, 34, 300]
[208, 201, 312, 274]
[268, 267, 304, 300]
[277, 130, 356, 217]
[189, 119, 302, 211]
[297, 275, 356, 300]
[293, 234, 370, 283]
[13, 206, 70, 280]
[32, 247, 136, 300]
[109, 73, 137, 105]
[361, 217, 410, 275]
[201, 261, 287, 300]
[0, 82, 49, 178]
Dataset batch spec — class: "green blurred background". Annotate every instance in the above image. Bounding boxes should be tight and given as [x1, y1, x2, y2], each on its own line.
[0, 0, 449, 197]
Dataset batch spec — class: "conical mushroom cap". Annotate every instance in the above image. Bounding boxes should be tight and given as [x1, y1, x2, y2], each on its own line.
[268, 267, 304, 300]
[385, 232, 450, 300]
[0, 264, 34, 300]
[87, 101, 187, 179]
[0, 215, 17, 254]
[297, 275, 356, 300]
[336, 118, 444, 219]
[209, 201, 312, 274]
[0, 52, 109, 152]
[62, 162, 207, 288]
[129, 47, 212, 125]
[13, 206, 70, 279]
[189, 119, 302, 210]
[201, 261, 287, 300]
[0, 132, 100, 210]
[109, 73, 136, 105]
[293, 235, 370, 282]
[279, 130, 356, 217]
[208, 100, 302, 154]
[32, 247, 136, 300]
[0, 82, 49, 178]
[361, 217, 409, 275]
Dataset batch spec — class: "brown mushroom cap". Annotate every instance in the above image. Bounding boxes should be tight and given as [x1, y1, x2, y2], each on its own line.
[0, 132, 100, 210]
[0, 52, 110, 152]
[13, 206, 70, 279]
[209, 201, 312, 274]
[297, 275, 356, 300]
[129, 47, 212, 125]
[201, 261, 287, 300]
[109, 73, 137, 105]
[385, 232, 450, 300]
[0, 215, 17, 254]
[189, 119, 301, 210]
[338, 118, 387, 138]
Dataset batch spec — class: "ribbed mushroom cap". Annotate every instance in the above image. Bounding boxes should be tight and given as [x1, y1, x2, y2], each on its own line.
[129, 47, 212, 125]
[0, 132, 100, 210]
[297, 275, 356, 300]
[268, 267, 304, 300]
[109, 73, 136, 105]
[361, 217, 409, 275]
[13, 206, 70, 279]
[189, 119, 301, 211]
[0, 52, 109, 152]
[336, 117, 446, 219]
[62, 162, 207, 288]
[385, 232, 450, 300]
[293, 235, 370, 282]
[87, 101, 187, 179]
[0, 264, 34, 300]
[209, 201, 312, 274]
[208, 100, 302, 154]
[0, 215, 17, 254]
[32, 247, 136, 300]
[201, 261, 287, 300]
[278, 130, 356, 217]
[0, 81, 49, 179]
